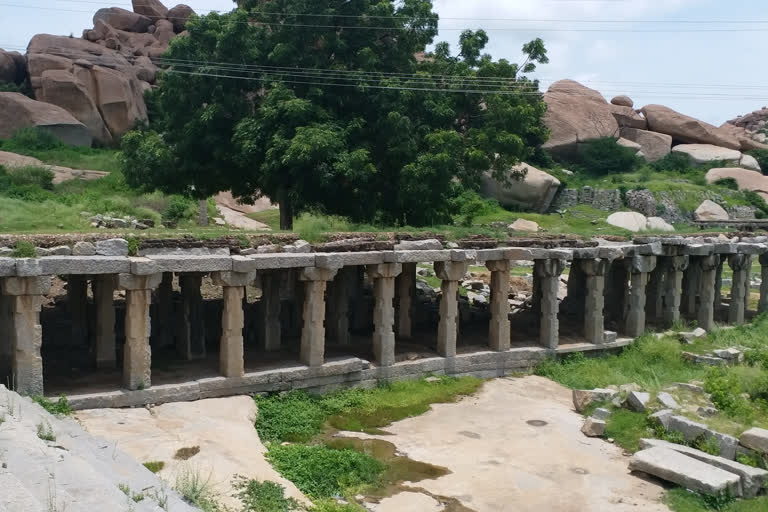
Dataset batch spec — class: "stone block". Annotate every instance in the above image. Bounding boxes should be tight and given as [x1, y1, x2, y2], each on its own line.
[129, 257, 159, 275]
[315, 251, 387, 268]
[72, 241, 96, 256]
[683, 352, 726, 366]
[95, 238, 129, 256]
[394, 239, 443, 251]
[197, 371, 285, 398]
[36, 245, 72, 256]
[628, 391, 651, 412]
[657, 392, 681, 410]
[713, 348, 744, 363]
[279, 358, 363, 382]
[138, 247, 230, 256]
[233, 253, 315, 271]
[593, 408, 612, 420]
[450, 249, 477, 262]
[210, 271, 256, 287]
[393, 250, 451, 263]
[15, 258, 42, 276]
[736, 243, 764, 255]
[39, 256, 130, 275]
[582, 417, 606, 437]
[572, 388, 618, 413]
[667, 415, 739, 459]
[1, 275, 52, 296]
[629, 447, 741, 497]
[685, 244, 715, 256]
[739, 427, 768, 454]
[639, 438, 768, 498]
[117, 273, 162, 291]
[147, 255, 233, 273]
[0, 258, 15, 276]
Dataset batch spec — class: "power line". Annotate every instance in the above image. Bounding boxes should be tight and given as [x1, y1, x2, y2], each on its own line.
[4, 3, 768, 32]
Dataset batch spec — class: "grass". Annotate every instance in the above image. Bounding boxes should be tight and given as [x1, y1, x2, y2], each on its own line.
[605, 410, 649, 452]
[36, 420, 56, 441]
[254, 376, 483, 443]
[0, 127, 120, 172]
[266, 443, 385, 499]
[32, 395, 72, 416]
[174, 465, 222, 512]
[142, 461, 165, 473]
[232, 477, 302, 512]
[665, 488, 768, 512]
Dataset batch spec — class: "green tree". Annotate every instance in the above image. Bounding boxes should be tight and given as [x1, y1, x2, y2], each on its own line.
[121, 1, 549, 229]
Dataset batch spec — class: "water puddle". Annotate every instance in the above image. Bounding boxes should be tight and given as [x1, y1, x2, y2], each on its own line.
[322, 435, 476, 511]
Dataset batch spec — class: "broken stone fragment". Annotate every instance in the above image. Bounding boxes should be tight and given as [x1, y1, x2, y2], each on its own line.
[712, 348, 744, 363]
[650, 409, 673, 429]
[581, 417, 606, 437]
[656, 392, 681, 410]
[739, 427, 768, 454]
[592, 408, 611, 421]
[627, 391, 651, 412]
[572, 388, 618, 413]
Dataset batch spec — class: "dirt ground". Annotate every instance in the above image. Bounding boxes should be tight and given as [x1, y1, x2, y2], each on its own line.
[341, 376, 669, 512]
[75, 376, 669, 512]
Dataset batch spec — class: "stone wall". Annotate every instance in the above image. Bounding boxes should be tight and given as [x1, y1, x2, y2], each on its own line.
[551, 186, 622, 211]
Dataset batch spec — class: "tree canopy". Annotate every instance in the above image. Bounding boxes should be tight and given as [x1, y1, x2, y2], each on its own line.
[121, 0, 550, 229]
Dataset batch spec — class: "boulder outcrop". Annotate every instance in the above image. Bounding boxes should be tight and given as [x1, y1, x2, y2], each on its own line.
[132, 0, 169, 20]
[0, 92, 91, 146]
[93, 7, 152, 33]
[480, 163, 560, 213]
[620, 127, 672, 162]
[167, 4, 196, 32]
[725, 108, 768, 146]
[694, 200, 729, 222]
[611, 95, 633, 108]
[0, 49, 26, 84]
[705, 168, 768, 201]
[642, 104, 741, 150]
[671, 144, 742, 167]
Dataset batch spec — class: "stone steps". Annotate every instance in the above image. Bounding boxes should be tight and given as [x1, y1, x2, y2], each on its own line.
[0, 472, 45, 512]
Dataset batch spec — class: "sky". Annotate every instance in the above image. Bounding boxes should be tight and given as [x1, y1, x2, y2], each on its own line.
[1, 0, 767, 125]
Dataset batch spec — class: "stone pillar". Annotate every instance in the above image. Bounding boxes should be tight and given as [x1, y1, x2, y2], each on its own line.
[582, 259, 609, 345]
[625, 255, 657, 338]
[662, 255, 689, 328]
[367, 263, 402, 367]
[486, 259, 511, 351]
[434, 261, 468, 358]
[681, 260, 701, 318]
[155, 272, 174, 348]
[259, 271, 283, 352]
[395, 263, 416, 339]
[698, 255, 721, 331]
[1, 277, 51, 396]
[119, 274, 160, 390]
[534, 259, 565, 349]
[728, 254, 750, 325]
[326, 266, 356, 345]
[91, 275, 117, 369]
[645, 264, 665, 324]
[759, 254, 768, 314]
[212, 272, 254, 378]
[67, 275, 88, 347]
[299, 267, 337, 367]
[177, 273, 206, 360]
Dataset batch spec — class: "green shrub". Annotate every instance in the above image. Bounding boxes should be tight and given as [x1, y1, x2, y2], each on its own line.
[174, 466, 221, 512]
[714, 178, 739, 191]
[651, 152, 694, 173]
[453, 190, 499, 227]
[232, 477, 301, 512]
[742, 190, 768, 217]
[163, 195, 195, 224]
[5, 127, 62, 151]
[32, 394, 72, 416]
[747, 149, 768, 175]
[8, 166, 55, 189]
[142, 461, 165, 473]
[576, 137, 642, 176]
[266, 443, 385, 498]
[11, 240, 37, 258]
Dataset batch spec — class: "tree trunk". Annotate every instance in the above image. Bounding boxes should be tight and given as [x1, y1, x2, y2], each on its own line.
[278, 188, 293, 230]
[198, 199, 208, 227]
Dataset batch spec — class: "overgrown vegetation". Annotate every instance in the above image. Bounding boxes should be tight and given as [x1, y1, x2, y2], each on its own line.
[36, 420, 56, 441]
[232, 477, 302, 512]
[254, 376, 483, 443]
[572, 137, 643, 176]
[174, 466, 221, 512]
[32, 394, 73, 416]
[0, 127, 120, 172]
[142, 461, 165, 473]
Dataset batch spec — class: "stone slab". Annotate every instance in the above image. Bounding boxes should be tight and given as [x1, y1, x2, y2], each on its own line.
[739, 427, 768, 454]
[0, 258, 15, 276]
[393, 250, 451, 263]
[639, 438, 768, 498]
[39, 256, 130, 275]
[147, 255, 233, 272]
[315, 251, 389, 268]
[629, 447, 741, 496]
[232, 253, 315, 271]
[667, 415, 739, 459]
[14, 258, 41, 276]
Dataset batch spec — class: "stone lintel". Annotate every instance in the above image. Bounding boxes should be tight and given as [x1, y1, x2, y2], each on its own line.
[37, 256, 130, 275]
[0, 258, 16, 276]
[629, 255, 657, 274]
[129, 257, 159, 275]
[366, 263, 402, 279]
[579, 258, 609, 276]
[299, 267, 338, 282]
[450, 249, 477, 262]
[233, 253, 315, 271]
[118, 273, 162, 291]
[211, 271, 256, 287]
[1, 276, 52, 296]
[15, 258, 42, 276]
[435, 260, 469, 281]
[393, 249, 451, 263]
[315, 251, 393, 268]
[147, 255, 233, 273]
[736, 243, 765, 255]
[529, 248, 573, 260]
[486, 259, 510, 272]
[684, 244, 715, 257]
[714, 243, 737, 254]
[630, 242, 663, 256]
[663, 254, 690, 272]
[661, 245, 687, 257]
[534, 258, 566, 277]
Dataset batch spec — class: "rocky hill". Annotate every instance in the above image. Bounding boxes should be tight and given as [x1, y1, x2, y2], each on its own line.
[0, 0, 195, 146]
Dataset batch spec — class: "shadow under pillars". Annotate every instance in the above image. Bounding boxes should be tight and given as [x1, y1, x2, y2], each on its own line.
[395, 263, 416, 340]
[0, 294, 11, 385]
[67, 275, 89, 348]
[603, 260, 629, 333]
[176, 273, 206, 360]
[645, 263, 666, 326]
[326, 266, 358, 345]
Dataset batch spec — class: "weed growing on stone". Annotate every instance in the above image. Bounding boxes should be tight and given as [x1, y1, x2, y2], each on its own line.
[174, 465, 221, 512]
[32, 395, 72, 416]
[36, 420, 55, 442]
[254, 376, 483, 443]
[232, 476, 301, 512]
[142, 461, 165, 473]
[266, 443, 385, 499]
[11, 240, 36, 258]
